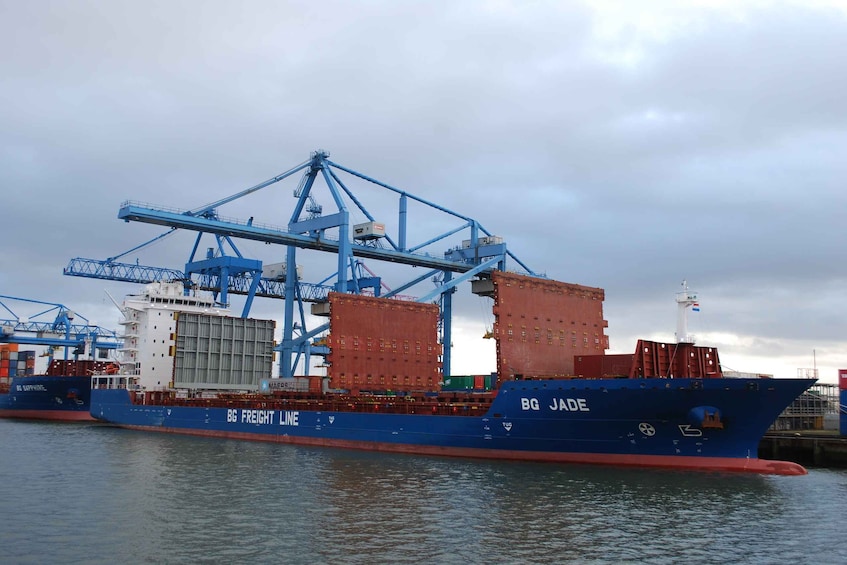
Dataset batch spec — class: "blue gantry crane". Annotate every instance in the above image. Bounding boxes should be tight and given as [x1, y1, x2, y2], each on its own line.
[65, 150, 540, 378]
[0, 295, 121, 360]
[64, 228, 338, 316]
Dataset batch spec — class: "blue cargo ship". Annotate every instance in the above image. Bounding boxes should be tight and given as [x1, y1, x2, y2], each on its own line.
[1, 358, 120, 421]
[1, 374, 94, 421]
[0, 295, 122, 421]
[88, 281, 815, 475]
[91, 374, 813, 475]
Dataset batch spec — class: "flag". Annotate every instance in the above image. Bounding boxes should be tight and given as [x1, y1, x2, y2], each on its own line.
[692, 302, 700, 312]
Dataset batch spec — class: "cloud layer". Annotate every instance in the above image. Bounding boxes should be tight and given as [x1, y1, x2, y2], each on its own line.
[1, 0, 844, 381]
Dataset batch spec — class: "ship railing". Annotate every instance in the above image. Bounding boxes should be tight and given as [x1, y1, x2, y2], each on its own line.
[151, 391, 496, 416]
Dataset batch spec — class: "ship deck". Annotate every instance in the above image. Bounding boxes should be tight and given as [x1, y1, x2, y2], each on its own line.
[136, 390, 497, 417]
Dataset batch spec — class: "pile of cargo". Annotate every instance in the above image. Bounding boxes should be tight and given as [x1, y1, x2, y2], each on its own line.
[260, 376, 324, 394]
[442, 374, 497, 391]
[0, 345, 35, 383]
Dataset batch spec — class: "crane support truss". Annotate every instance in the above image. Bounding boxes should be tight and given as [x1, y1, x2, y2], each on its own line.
[64, 257, 185, 284]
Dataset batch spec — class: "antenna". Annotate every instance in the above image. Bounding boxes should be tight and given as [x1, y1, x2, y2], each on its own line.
[675, 280, 698, 344]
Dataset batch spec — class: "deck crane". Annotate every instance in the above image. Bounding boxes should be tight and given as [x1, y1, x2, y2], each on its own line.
[0, 295, 121, 361]
[68, 150, 540, 379]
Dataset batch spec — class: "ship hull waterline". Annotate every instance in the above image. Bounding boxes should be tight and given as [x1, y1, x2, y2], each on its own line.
[0, 408, 95, 421]
[109, 422, 805, 475]
[91, 377, 814, 476]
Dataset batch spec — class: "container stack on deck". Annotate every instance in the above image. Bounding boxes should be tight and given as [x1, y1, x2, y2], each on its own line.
[0, 345, 35, 382]
[442, 374, 497, 391]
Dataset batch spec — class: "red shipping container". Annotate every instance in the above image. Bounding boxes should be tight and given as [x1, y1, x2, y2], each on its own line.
[473, 375, 485, 389]
[840, 369, 847, 390]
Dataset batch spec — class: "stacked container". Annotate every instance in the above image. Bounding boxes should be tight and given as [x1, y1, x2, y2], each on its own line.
[0, 343, 15, 384]
[0, 346, 36, 384]
[441, 374, 497, 391]
[1, 345, 16, 377]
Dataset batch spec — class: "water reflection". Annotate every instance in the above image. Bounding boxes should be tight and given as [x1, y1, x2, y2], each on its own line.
[2, 421, 846, 565]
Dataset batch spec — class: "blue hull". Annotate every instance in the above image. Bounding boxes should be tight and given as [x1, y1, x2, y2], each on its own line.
[1, 375, 94, 421]
[91, 377, 814, 474]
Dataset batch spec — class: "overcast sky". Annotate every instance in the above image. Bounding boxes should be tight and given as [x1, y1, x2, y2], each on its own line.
[1, 0, 844, 382]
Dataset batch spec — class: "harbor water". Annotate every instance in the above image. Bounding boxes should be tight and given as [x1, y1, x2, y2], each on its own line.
[2, 420, 846, 564]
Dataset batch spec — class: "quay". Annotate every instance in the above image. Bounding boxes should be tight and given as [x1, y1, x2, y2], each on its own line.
[757, 377, 847, 468]
[759, 431, 847, 469]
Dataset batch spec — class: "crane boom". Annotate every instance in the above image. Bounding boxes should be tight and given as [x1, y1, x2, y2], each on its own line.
[64, 258, 335, 302]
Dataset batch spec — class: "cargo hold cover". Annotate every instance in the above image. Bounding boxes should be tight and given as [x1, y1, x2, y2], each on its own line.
[174, 313, 275, 390]
[326, 293, 442, 393]
[493, 271, 608, 380]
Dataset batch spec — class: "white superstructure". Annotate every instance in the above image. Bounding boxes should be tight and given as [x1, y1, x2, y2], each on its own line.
[116, 282, 229, 390]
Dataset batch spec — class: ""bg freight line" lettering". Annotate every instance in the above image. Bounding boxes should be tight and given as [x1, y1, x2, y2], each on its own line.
[225, 409, 300, 425]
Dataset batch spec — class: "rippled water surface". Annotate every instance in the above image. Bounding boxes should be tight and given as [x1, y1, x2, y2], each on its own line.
[2, 420, 846, 564]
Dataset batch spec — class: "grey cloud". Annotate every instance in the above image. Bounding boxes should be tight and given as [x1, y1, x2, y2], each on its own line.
[1, 0, 845, 379]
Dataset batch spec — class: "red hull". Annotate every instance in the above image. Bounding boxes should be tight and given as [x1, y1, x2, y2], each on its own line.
[114, 424, 807, 476]
[0, 409, 95, 422]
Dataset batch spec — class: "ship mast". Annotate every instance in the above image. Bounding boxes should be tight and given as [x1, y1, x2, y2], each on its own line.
[675, 280, 698, 344]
